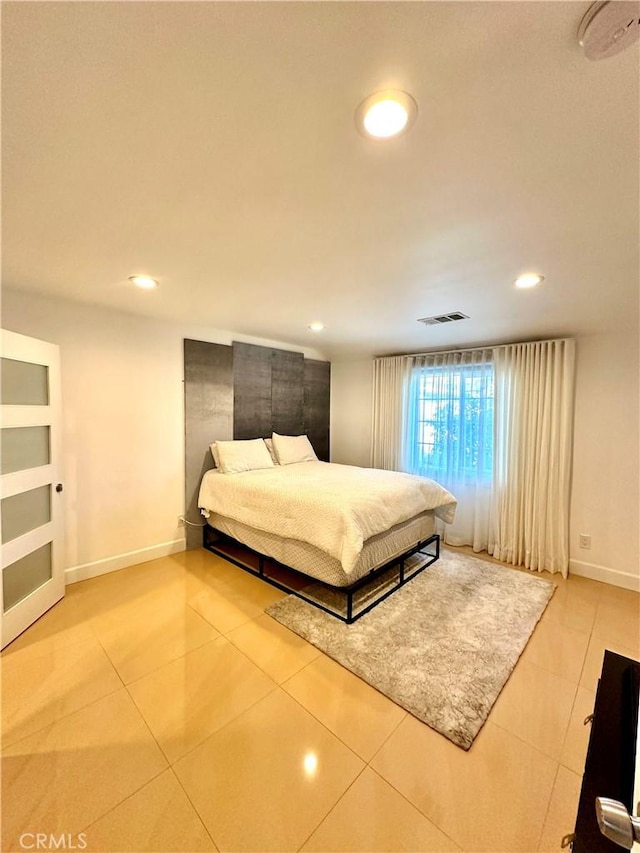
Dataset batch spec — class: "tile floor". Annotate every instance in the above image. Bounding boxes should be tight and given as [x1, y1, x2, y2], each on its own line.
[2, 546, 639, 853]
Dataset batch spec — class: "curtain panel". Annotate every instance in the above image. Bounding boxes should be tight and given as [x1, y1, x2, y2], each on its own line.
[491, 339, 576, 576]
[371, 356, 409, 470]
[370, 338, 576, 576]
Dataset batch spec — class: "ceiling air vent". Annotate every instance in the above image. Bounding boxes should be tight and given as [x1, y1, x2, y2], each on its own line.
[418, 311, 470, 326]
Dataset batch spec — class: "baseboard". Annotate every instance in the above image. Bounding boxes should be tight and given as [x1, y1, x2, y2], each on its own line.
[569, 558, 640, 592]
[65, 538, 186, 585]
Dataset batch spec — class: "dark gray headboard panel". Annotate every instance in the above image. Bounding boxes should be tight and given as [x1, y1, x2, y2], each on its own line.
[304, 358, 331, 462]
[272, 348, 305, 436]
[233, 342, 305, 439]
[183, 340, 233, 548]
[184, 338, 330, 549]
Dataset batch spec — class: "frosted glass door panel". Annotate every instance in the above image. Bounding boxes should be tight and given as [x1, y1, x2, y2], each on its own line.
[1, 485, 51, 544]
[1, 358, 49, 405]
[1, 330, 62, 648]
[1, 426, 50, 474]
[3, 542, 52, 612]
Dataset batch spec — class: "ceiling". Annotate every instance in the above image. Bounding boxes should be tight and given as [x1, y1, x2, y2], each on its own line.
[2, 1, 639, 359]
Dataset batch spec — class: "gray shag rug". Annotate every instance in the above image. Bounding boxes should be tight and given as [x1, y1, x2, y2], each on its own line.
[266, 549, 554, 750]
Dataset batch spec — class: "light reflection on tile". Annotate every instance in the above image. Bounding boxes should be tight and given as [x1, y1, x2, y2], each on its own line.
[2, 634, 122, 747]
[2, 594, 95, 661]
[227, 613, 321, 683]
[90, 590, 219, 684]
[174, 688, 364, 852]
[187, 572, 285, 635]
[70, 559, 187, 621]
[283, 654, 406, 761]
[127, 637, 277, 762]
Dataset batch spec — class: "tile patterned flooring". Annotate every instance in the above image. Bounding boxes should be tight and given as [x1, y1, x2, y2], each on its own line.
[2, 546, 639, 852]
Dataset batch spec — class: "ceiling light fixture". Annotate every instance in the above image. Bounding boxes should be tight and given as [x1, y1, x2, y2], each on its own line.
[308, 322, 325, 332]
[129, 275, 159, 290]
[355, 90, 418, 140]
[514, 273, 545, 289]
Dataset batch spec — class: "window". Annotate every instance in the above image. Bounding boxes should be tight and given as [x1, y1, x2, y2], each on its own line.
[373, 339, 574, 566]
[405, 356, 494, 484]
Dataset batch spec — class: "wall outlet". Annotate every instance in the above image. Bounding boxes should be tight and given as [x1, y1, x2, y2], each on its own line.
[178, 515, 185, 527]
[579, 533, 591, 550]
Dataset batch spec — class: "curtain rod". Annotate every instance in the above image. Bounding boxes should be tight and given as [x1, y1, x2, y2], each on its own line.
[376, 336, 574, 361]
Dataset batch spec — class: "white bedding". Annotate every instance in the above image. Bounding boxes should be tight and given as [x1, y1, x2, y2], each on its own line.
[198, 461, 456, 575]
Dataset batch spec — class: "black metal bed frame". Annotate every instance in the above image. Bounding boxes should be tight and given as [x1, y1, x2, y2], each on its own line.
[202, 524, 440, 624]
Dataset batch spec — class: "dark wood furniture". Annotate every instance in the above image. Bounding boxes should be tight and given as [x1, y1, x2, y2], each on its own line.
[572, 650, 640, 852]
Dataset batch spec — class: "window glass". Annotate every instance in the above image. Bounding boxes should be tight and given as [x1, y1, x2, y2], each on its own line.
[408, 362, 494, 483]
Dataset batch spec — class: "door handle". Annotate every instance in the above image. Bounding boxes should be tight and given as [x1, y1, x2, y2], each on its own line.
[596, 797, 640, 849]
[56, 483, 63, 493]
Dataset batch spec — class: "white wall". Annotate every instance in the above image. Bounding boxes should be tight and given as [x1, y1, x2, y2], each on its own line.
[5, 286, 637, 590]
[2, 289, 326, 582]
[330, 360, 373, 468]
[570, 331, 639, 589]
[330, 333, 640, 589]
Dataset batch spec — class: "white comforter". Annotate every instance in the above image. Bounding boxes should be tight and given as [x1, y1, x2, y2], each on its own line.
[198, 461, 456, 575]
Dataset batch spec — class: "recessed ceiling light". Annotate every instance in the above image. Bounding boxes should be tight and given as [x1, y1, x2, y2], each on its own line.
[355, 90, 418, 140]
[514, 273, 545, 289]
[129, 275, 159, 290]
[308, 322, 325, 332]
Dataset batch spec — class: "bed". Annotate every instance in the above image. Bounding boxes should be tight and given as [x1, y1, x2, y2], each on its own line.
[198, 435, 457, 621]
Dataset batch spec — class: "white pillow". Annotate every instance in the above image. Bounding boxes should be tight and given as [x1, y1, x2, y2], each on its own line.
[264, 437, 279, 464]
[212, 439, 279, 468]
[271, 433, 318, 465]
[210, 442, 221, 467]
[215, 438, 275, 474]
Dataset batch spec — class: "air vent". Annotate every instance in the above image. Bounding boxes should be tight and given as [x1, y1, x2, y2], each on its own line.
[418, 311, 470, 326]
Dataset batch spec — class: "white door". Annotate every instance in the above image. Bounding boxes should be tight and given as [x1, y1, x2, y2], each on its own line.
[1, 330, 64, 649]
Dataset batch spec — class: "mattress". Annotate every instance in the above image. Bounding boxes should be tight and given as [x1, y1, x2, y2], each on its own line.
[206, 510, 436, 587]
[198, 461, 456, 576]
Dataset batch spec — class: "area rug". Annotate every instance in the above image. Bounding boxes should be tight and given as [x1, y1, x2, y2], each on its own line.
[266, 549, 554, 749]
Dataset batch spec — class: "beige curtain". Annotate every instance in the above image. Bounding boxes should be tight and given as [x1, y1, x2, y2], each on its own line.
[371, 356, 409, 470]
[490, 339, 576, 576]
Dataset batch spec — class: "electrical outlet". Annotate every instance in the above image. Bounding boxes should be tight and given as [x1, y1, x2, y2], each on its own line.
[178, 515, 185, 527]
[579, 533, 591, 550]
